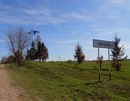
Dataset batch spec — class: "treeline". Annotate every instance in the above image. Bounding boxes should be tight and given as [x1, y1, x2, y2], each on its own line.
[26, 40, 48, 61]
[1, 27, 48, 66]
[1, 27, 127, 71]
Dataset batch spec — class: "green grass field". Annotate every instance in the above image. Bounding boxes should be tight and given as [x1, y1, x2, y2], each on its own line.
[6, 60, 130, 101]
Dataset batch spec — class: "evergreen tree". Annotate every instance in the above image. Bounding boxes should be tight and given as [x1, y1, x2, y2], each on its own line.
[74, 43, 85, 64]
[28, 48, 37, 60]
[111, 34, 127, 71]
[26, 41, 37, 60]
[26, 36, 48, 62]
[41, 43, 48, 62]
[37, 41, 48, 62]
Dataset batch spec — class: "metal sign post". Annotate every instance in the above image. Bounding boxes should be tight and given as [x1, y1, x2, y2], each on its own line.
[93, 39, 115, 82]
[108, 48, 111, 81]
[98, 48, 101, 82]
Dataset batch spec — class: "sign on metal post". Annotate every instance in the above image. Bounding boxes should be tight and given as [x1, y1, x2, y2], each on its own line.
[93, 39, 115, 82]
[93, 39, 115, 49]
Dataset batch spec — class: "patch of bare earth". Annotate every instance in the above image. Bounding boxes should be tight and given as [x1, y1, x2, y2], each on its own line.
[0, 65, 29, 101]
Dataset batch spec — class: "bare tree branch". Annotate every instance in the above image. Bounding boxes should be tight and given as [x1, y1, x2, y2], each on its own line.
[7, 27, 30, 54]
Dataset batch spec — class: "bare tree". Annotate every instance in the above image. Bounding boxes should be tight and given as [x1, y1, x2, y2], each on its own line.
[8, 30, 16, 55]
[15, 27, 30, 53]
[7, 27, 30, 66]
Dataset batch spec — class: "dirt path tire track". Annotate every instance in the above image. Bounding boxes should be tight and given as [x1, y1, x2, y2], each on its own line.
[0, 64, 23, 101]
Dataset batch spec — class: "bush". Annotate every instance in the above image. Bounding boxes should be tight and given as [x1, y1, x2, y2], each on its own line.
[1, 55, 15, 64]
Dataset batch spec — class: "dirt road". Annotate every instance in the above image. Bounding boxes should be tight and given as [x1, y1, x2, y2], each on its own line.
[0, 65, 24, 101]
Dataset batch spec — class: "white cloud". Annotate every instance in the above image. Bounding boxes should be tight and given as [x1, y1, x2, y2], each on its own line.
[61, 12, 90, 21]
[0, 2, 92, 25]
[110, 0, 125, 5]
[0, 39, 8, 43]
[0, 3, 68, 25]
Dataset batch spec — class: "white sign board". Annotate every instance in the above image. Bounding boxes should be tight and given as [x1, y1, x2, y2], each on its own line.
[93, 39, 115, 49]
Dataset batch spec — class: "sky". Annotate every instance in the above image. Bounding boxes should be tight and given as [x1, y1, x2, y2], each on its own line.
[0, 0, 130, 61]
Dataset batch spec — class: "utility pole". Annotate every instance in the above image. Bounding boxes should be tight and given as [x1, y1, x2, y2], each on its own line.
[27, 29, 40, 49]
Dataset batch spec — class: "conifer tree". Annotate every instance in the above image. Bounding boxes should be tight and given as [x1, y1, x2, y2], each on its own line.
[26, 35, 48, 62]
[74, 44, 85, 64]
[26, 41, 37, 60]
[111, 34, 127, 71]
[37, 41, 48, 62]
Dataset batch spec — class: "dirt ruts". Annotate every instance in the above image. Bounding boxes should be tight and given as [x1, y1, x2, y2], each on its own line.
[0, 65, 24, 101]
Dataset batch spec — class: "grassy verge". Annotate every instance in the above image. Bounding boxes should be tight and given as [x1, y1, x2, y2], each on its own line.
[6, 60, 130, 101]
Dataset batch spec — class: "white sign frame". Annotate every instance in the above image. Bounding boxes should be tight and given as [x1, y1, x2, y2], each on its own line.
[93, 39, 115, 49]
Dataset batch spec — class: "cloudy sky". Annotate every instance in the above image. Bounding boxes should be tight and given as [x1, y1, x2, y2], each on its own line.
[0, 0, 130, 61]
